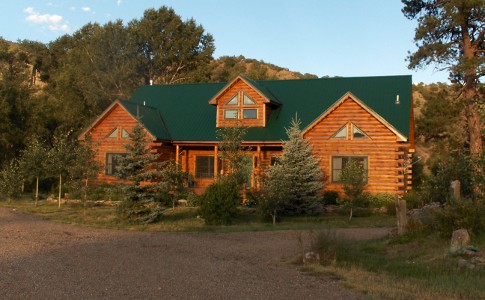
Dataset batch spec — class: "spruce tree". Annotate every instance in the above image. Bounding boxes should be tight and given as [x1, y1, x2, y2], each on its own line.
[276, 116, 324, 215]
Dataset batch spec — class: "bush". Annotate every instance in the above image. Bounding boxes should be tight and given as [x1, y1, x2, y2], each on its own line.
[434, 200, 485, 237]
[200, 177, 241, 225]
[322, 190, 340, 206]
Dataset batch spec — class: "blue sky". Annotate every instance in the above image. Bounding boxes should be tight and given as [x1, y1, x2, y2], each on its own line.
[0, 0, 449, 84]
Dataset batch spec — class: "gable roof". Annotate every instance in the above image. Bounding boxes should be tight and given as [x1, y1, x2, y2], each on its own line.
[127, 75, 412, 142]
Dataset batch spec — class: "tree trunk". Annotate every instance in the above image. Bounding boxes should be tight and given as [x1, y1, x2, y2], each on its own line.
[35, 176, 39, 207]
[349, 207, 353, 222]
[272, 209, 276, 225]
[58, 174, 62, 209]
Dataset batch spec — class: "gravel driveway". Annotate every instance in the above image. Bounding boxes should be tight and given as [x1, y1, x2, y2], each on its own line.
[0, 207, 388, 300]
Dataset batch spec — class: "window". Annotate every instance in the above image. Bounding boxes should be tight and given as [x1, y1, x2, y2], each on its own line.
[352, 125, 367, 139]
[224, 109, 238, 119]
[196, 156, 215, 178]
[332, 125, 347, 138]
[331, 124, 369, 140]
[106, 153, 127, 176]
[108, 128, 119, 138]
[243, 109, 257, 119]
[243, 94, 256, 105]
[332, 156, 368, 183]
[227, 94, 238, 105]
[121, 128, 130, 138]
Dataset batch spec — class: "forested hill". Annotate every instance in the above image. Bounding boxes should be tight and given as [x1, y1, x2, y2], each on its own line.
[0, 6, 448, 168]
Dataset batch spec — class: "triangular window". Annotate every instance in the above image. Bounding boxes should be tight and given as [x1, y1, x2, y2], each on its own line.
[352, 125, 368, 139]
[108, 128, 119, 138]
[121, 128, 130, 138]
[227, 94, 238, 105]
[332, 125, 347, 138]
[243, 94, 256, 105]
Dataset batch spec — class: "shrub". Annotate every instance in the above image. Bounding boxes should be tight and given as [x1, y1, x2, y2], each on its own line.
[200, 177, 241, 225]
[434, 200, 485, 237]
[322, 190, 340, 206]
[311, 230, 354, 265]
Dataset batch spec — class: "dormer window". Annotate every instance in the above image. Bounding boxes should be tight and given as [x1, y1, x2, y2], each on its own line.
[332, 125, 347, 138]
[243, 109, 257, 119]
[243, 94, 256, 105]
[121, 128, 130, 138]
[224, 109, 238, 119]
[227, 94, 238, 105]
[108, 128, 119, 138]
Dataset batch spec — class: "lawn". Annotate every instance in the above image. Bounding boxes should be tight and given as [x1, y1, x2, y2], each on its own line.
[0, 197, 396, 232]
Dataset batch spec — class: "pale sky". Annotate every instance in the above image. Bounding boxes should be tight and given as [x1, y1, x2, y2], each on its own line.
[0, 0, 450, 84]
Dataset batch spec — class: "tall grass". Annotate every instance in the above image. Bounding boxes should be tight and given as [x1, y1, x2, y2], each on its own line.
[309, 229, 485, 299]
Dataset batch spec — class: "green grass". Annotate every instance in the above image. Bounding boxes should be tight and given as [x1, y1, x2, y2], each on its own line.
[308, 228, 485, 299]
[0, 197, 395, 232]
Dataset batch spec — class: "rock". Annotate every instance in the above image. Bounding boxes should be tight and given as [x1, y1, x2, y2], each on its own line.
[303, 251, 320, 265]
[450, 229, 471, 254]
[471, 256, 485, 266]
[177, 199, 188, 206]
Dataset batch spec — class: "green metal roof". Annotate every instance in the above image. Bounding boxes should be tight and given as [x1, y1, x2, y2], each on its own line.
[128, 75, 412, 142]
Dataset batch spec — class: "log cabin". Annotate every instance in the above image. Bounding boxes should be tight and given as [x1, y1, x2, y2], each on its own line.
[80, 75, 414, 195]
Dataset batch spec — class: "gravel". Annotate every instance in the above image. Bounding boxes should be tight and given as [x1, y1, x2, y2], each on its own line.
[0, 207, 388, 299]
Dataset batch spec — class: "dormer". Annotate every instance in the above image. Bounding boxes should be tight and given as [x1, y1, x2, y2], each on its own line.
[209, 76, 280, 128]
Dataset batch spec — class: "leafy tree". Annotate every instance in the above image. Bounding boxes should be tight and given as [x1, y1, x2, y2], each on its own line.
[277, 116, 324, 215]
[68, 135, 102, 214]
[339, 158, 368, 221]
[216, 123, 251, 185]
[258, 164, 289, 225]
[19, 137, 48, 206]
[129, 6, 215, 84]
[47, 131, 77, 208]
[402, 0, 484, 158]
[0, 158, 22, 203]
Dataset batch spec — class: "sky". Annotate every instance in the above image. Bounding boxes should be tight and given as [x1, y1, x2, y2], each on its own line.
[0, 0, 450, 84]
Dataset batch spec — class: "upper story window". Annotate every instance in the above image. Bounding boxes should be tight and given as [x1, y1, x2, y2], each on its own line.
[108, 127, 131, 139]
[227, 94, 238, 105]
[108, 128, 119, 138]
[223, 92, 259, 120]
[331, 123, 369, 140]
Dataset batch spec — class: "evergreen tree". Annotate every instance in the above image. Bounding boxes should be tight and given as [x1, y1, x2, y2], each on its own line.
[115, 122, 165, 223]
[276, 116, 324, 215]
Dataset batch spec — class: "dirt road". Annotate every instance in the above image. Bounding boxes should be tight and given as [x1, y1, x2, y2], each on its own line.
[0, 207, 388, 299]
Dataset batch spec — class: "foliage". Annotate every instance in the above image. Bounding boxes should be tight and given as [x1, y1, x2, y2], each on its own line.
[257, 164, 289, 224]
[19, 136, 49, 205]
[322, 190, 340, 206]
[402, 0, 484, 157]
[116, 199, 164, 224]
[157, 160, 189, 208]
[0, 158, 22, 202]
[115, 122, 166, 222]
[434, 199, 485, 237]
[420, 151, 476, 204]
[129, 6, 215, 84]
[216, 124, 251, 185]
[199, 177, 241, 225]
[47, 131, 77, 207]
[339, 158, 368, 221]
[275, 116, 324, 216]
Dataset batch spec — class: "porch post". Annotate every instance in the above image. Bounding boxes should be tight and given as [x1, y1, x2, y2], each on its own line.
[256, 145, 261, 189]
[214, 145, 218, 180]
[175, 145, 180, 166]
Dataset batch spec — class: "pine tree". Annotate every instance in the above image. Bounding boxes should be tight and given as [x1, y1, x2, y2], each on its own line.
[115, 122, 166, 223]
[276, 116, 324, 215]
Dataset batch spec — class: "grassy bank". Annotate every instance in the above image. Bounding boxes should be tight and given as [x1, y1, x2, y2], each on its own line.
[306, 228, 485, 299]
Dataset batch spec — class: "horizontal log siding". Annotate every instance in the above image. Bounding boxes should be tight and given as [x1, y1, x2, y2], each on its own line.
[304, 98, 410, 195]
[216, 80, 266, 127]
[87, 104, 174, 185]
